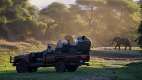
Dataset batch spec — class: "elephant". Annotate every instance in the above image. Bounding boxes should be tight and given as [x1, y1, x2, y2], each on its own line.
[112, 37, 131, 50]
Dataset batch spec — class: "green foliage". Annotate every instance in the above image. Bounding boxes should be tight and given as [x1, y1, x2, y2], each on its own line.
[137, 21, 142, 48]
[76, 0, 106, 7]
[0, 0, 141, 46]
[0, 0, 44, 41]
[75, 0, 141, 46]
[40, 2, 88, 40]
[0, 16, 7, 24]
[138, 21, 142, 34]
[137, 3, 142, 48]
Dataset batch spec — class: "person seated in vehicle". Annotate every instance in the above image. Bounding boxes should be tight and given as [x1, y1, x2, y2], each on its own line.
[43, 44, 55, 56]
[55, 38, 68, 53]
[47, 44, 55, 53]
[60, 35, 71, 53]
[56, 40, 63, 52]
[76, 36, 91, 54]
[64, 35, 77, 53]
[55, 35, 76, 53]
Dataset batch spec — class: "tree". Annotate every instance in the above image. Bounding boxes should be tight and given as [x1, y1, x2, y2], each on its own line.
[0, 0, 43, 41]
[76, 0, 105, 27]
[40, 2, 88, 40]
[137, 2, 142, 48]
[76, 0, 141, 46]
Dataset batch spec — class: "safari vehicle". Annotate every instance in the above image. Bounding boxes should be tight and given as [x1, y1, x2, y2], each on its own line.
[10, 37, 91, 73]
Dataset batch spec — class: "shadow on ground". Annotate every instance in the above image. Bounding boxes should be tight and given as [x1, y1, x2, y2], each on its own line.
[0, 61, 142, 80]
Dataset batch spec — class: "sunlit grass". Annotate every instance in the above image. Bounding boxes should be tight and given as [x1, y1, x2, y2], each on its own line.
[0, 56, 142, 80]
[0, 46, 142, 80]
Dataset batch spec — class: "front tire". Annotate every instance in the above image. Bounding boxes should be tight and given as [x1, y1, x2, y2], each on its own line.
[16, 61, 29, 73]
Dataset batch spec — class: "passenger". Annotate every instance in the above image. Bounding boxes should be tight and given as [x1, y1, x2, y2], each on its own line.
[76, 36, 91, 54]
[66, 35, 76, 53]
[43, 44, 54, 57]
[76, 36, 83, 45]
[47, 44, 54, 53]
[56, 35, 77, 53]
[56, 40, 63, 52]
[56, 40, 63, 48]
[61, 36, 70, 53]
[62, 39, 68, 45]
[56, 38, 68, 53]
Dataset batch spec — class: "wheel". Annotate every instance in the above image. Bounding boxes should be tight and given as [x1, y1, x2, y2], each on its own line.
[66, 65, 78, 72]
[28, 67, 38, 73]
[16, 61, 29, 73]
[55, 62, 66, 72]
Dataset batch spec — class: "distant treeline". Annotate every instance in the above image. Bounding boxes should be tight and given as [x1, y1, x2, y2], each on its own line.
[0, 0, 141, 46]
